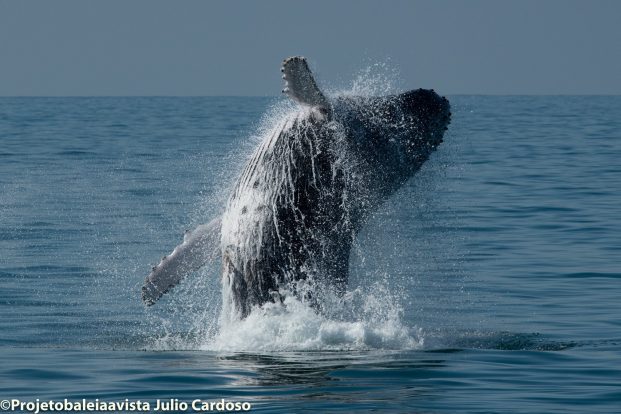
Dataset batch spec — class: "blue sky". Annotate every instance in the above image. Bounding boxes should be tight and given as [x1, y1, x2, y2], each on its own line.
[1, 0, 619, 95]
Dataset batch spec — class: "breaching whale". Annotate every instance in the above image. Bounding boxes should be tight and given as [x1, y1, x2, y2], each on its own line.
[142, 57, 451, 319]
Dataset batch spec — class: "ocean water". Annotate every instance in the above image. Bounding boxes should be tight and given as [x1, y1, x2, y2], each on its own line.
[0, 95, 620, 413]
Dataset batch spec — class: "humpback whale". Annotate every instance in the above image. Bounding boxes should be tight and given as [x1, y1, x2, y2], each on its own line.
[142, 57, 451, 319]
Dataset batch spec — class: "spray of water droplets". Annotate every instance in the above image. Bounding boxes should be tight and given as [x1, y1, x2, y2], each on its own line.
[140, 62, 426, 352]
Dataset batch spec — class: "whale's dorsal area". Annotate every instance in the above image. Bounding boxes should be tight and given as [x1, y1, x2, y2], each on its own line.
[281, 56, 329, 110]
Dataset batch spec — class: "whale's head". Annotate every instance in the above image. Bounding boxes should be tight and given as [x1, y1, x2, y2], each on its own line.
[398, 88, 451, 156]
[333, 89, 450, 198]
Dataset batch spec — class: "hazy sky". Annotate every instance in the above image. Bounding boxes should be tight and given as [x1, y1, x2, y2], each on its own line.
[1, 0, 619, 96]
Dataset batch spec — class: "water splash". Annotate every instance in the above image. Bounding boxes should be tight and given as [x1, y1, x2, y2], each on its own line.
[140, 280, 423, 352]
[142, 61, 429, 352]
[330, 60, 402, 98]
[208, 281, 423, 352]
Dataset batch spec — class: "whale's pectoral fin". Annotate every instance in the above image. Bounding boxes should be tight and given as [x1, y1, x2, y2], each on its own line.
[281, 56, 329, 110]
[142, 217, 221, 306]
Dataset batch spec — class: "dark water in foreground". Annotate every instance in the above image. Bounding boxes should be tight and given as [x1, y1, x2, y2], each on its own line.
[0, 96, 620, 413]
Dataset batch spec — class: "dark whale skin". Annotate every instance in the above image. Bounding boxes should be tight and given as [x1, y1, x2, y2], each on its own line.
[220, 89, 451, 319]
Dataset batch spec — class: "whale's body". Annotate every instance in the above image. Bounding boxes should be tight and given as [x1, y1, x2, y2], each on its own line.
[142, 57, 451, 319]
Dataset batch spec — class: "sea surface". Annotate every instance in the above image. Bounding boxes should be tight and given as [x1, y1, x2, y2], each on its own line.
[0, 95, 620, 413]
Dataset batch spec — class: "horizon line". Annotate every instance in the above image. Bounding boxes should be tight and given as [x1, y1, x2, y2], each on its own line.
[1, 93, 620, 98]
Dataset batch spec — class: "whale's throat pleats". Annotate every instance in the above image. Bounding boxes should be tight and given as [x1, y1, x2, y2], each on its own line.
[220, 110, 356, 318]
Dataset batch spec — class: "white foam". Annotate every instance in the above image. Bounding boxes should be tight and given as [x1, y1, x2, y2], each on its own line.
[205, 284, 423, 352]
